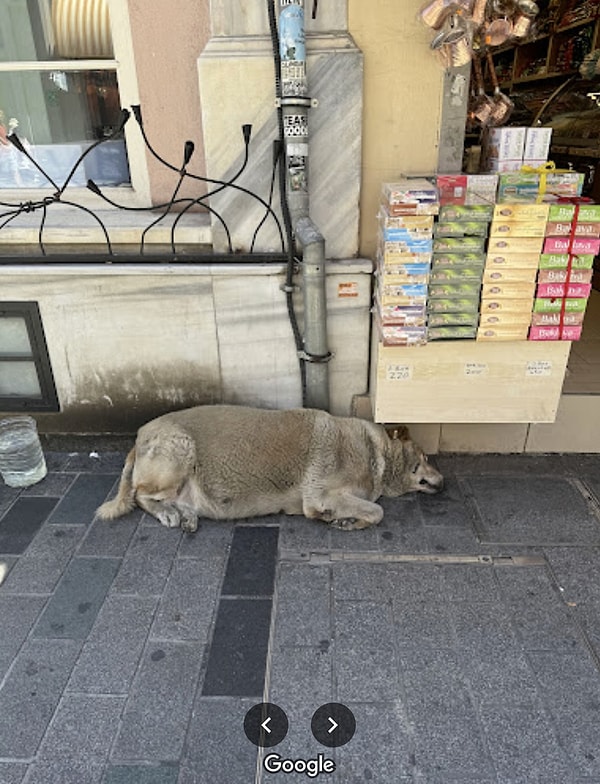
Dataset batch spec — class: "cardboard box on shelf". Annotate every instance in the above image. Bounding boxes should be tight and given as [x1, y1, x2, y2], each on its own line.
[524, 127, 552, 161]
[537, 268, 593, 285]
[533, 297, 588, 313]
[483, 267, 538, 284]
[529, 324, 582, 341]
[439, 204, 494, 222]
[477, 325, 530, 341]
[484, 126, 526, 161]
[430, 266, 484, 282]
[480, 311, 533, 327]
[531, 310, 585, 327]
[433, 252, 486, 267]
[486, 251, 541, 269]
[481, 297, 534, 314]
[543, 237, 600, 255]
[428, 325, 477, 340]
[536, 282, 592, 298]
[490, 220, 546, 238]
[488, 236, 545, 254]
[482, 282, 536, 299]
[427, 297, 481, 314]
[494, 203, 550, 221]
[378, 210, 435, 231]
[538, 253, 594, 270]
[545, 221, 600, 238]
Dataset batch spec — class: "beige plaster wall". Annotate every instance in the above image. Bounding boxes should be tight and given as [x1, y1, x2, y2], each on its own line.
[128, 0, 211, 205]
[348, 0, 445, 258]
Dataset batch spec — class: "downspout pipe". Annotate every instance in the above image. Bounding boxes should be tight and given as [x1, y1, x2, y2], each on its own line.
[277, 0, 330, 411]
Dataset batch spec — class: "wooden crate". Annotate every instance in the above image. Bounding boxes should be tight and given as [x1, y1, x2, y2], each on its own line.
[370, 334, 570, 424]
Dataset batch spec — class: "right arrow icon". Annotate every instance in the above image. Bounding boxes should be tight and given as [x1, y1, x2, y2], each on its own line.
[311, 703, 356, 748]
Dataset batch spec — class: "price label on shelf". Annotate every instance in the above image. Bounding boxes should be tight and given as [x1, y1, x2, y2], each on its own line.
[386, 364, 412, 382]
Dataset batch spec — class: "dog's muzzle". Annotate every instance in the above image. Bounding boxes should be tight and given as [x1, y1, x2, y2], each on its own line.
[419, 476, 444, 494]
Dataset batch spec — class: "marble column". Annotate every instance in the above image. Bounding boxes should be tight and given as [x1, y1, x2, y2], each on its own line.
[198, 0, 362, 258]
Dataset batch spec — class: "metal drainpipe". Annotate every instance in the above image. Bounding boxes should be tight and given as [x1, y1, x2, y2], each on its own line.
[278, 0, 330, 412]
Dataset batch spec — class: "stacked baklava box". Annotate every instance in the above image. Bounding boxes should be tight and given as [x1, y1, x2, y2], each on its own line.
[374, 180, 439, 346]
[478, 203, 548, 340]
[530, 202, 600, 340]
[428, 204, 493, 340]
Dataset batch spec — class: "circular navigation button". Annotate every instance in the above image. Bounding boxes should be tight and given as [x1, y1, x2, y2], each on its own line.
[244, 702, 289, 748]
[311, 703, 356, 748]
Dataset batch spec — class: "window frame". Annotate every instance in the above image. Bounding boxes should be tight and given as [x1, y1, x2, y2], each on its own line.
[0, 0, 151, 207]
[0, 301, 59, 412]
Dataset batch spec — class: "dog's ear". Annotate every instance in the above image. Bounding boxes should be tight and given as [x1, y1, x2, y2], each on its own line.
[385, 424, 411, 442]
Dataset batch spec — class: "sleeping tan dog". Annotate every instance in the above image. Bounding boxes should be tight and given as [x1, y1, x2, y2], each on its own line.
[96, 404, 443, 531]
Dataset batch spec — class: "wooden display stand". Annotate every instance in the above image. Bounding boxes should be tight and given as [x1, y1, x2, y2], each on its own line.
[370, 332, 571, 424]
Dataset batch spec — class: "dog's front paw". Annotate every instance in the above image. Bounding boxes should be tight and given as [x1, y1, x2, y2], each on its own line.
[181, 514, 198, 534]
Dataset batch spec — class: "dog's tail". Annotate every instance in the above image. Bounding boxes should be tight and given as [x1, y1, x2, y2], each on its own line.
[96, 447, 137, 520]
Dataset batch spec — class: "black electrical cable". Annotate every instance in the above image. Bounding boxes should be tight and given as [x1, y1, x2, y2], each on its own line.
[267, 0, 307, 405]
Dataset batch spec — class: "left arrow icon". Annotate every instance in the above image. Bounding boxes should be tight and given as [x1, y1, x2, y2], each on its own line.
[261, 717, 272, 733]
[244, 703, 289, 747]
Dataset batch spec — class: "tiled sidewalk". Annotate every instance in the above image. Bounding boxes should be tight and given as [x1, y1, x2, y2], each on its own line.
[1, 447, 600, 783]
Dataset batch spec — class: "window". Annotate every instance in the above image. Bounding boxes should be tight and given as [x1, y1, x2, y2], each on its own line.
[0, 0, 149, 202]
[0, 301, 59, 411]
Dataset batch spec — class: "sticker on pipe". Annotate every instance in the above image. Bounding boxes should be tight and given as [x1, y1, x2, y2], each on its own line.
[284, 114, 308, 137]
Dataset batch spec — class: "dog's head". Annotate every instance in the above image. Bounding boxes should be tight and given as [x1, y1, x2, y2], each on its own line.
[382, 426, 444, 497]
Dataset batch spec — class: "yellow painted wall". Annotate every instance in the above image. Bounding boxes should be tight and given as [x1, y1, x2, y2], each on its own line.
[349, 0, 445, 258]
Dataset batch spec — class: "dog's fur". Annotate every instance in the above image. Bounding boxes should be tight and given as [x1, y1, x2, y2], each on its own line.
[96, 404, 443, 531]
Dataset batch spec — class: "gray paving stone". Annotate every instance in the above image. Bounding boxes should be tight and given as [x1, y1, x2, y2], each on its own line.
[22, 760, 104, 784]
[329, 523, 380, 553]
[202, 598, 271, 697]
[67, 594, 159, 695]
[332, 562, 393, 601]
[528, 651, 600, 776]
[0, 483, 20, 518]
[21, 472, 76, 498]
[436, 452, 566, 477]
[462, 649, 540, 706]
[512, 602, 582, 652]
[77, 512, 142, 558]
[0, 595, 46, 679]
[466, 476, 600, 545]
[1, 525, 84, 594]
[177, 518, 234, 559]
[333, 702, 412, 782]
[35, 693, 125, 762]
[48, 474, 118, 525]
[0, 497, 58, 555]
[273, 563, 331, 647]
[103, 764, 179, 784]
[268, 645, 332, 762]
[450, 601, 521, 653]
[480, 701, 573, 781]
[150, 556, 224, 642]
[419, 476, 475, 527]
[33, 557, 120, 640]
[441, 562, 502, 602]
[111, 523, 181, 595]
[63, 451, 130, 474]
[278, 514, 331, 554]
[387, 562, 447, 602]
[378, 512, 430, 554]
[392, 599, 454, 650]
[334, 601, 397, 702]
[0, 763, 28, 784]
[111, 641, 203, 761]
[221, 525, 279, 596]
[545, 547, 600, 604]
[179, 697, 257, 784]
[0, 638, 81, 758]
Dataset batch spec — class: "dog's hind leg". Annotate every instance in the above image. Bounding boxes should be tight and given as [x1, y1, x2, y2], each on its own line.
[303, 491, 384, 531]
